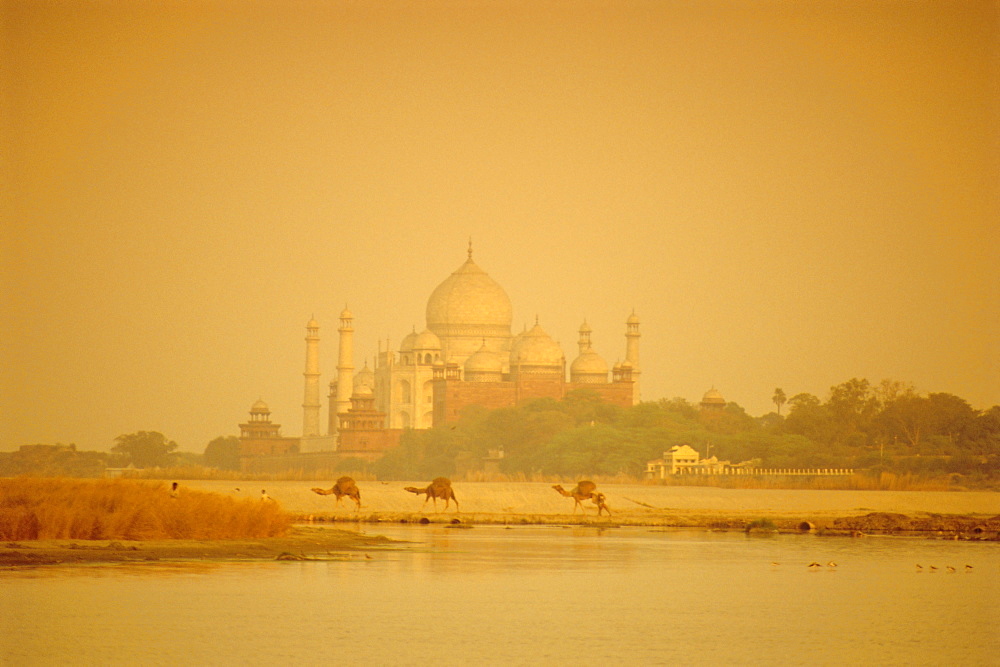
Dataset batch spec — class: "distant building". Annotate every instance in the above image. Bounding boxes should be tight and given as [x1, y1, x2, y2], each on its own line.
[699, 387, 727, 411]
[239, 243, 639, 467]
[646, 445, 856, 478]
[646, 444, 702, 478]
[238, 400, 298, 458]
[335, 379, 403, 461]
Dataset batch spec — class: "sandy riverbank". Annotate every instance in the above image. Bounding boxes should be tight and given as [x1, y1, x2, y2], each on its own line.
[4, 482, 998, 567]
[3, 510, 998, 568]
[0, 526, 394, 567]
[182, 479, 1000, 519]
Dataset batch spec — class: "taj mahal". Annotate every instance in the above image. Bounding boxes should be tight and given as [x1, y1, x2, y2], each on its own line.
[238, 244, 640, 466]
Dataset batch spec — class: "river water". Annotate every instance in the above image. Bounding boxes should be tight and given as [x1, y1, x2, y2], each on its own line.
[2, 524, 998, 666]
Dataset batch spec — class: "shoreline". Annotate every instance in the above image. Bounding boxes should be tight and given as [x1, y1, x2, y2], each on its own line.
[3, 509, 997, 568]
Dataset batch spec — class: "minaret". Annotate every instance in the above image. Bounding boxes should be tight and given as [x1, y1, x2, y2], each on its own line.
[578, 320, 593, 354]
[302, 317, 321, 437]
[334, 306, 355, 434]
[327, 380, 337, 435]
[625, 310, 641, 404]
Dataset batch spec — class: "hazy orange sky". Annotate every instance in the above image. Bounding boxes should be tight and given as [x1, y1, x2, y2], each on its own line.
[2, 0, 997, 452]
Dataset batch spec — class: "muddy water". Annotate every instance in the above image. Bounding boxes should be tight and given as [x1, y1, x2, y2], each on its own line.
[3, 525, 998, 665]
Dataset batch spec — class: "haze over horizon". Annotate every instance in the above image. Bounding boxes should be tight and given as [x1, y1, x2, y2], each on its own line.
[3, 1, 997, 452]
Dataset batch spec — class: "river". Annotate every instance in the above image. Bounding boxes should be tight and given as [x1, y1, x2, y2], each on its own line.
[2, 524, 998, 666]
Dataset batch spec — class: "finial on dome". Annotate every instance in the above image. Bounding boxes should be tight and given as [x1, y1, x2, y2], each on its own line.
[467, 237, 473, 260]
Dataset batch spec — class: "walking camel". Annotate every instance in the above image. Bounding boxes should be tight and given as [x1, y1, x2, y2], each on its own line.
[311, 476, 362, 510]
[552, 480, 611, 516]
[404, 477, 459, 511]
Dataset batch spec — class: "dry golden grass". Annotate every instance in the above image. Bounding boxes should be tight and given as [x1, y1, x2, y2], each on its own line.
[0, 478, 292, 541]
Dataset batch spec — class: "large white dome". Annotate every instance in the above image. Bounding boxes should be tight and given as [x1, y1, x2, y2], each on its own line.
[426, 255, 512, 337]
[425, 251, 513, 368]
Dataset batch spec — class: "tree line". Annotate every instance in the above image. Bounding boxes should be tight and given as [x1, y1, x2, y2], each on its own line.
[3, 378, 997, 484]
[372, 379, 998, 482]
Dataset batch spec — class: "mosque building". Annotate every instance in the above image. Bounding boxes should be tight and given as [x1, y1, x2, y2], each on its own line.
[238, 244, 640, 469]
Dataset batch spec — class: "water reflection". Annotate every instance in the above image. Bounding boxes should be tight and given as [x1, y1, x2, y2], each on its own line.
[2, 526, 998, 666]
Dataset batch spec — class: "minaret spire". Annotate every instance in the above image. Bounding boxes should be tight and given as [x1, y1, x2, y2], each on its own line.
[302, 316, 321, 436]
[625, 310, 641, 404]
[578, 319, 592, 354]
[333, 306, 355, 436]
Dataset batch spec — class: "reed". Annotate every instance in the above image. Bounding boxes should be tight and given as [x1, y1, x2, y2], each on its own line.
[0, 478, 292, 541]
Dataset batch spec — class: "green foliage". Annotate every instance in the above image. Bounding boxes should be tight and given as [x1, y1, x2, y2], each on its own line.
[0, 444, 107, 477]
[6, 378, 996, 484]
[772, 388, 787, 415]
[380, 380, 1000, 482]
[111, 431, 178, 468]
[203, 436, 241, 471]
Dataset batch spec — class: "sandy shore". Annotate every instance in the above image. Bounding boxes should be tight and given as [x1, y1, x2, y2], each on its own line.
[182, 480, 1000, 518]
[0, 526, 395, 567]
[3, 510, 998, 568]
[4, 482, 998, 567]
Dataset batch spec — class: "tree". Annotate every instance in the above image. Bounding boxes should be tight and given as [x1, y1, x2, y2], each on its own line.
[772, 388, 787, 416]
[203, 436, 241, 471]
[877, 393, 931, 450]
[782, 393, 833, 444]
[925, 393, 977, 447]
[111, 431, 178, 468]
[826, 378, 878, 444]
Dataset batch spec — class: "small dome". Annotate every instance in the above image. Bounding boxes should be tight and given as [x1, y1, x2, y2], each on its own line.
[412, 329, 442, 350]
[306, 317, 319, 329]
[570, 347, 608, 378]
[627, 311, 639, 325]
[340, 306, 353, 319]
[399, 328, 418, 352]
[509, 322, 565, 367]
[701, 388, 726, 405]
[465, 342, 503, 374]
[353, 383, 374, 397]
[250, 399, 269, 413]
[579, 320, 592, 334]
[510, 325, 527, 349]
[353, 362, 375, 393]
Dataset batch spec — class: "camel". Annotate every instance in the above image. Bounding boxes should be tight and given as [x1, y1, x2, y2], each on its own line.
[404, 477, 459, 511]
[311, 476, 362, 510]
[552, 480, 611, 516]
